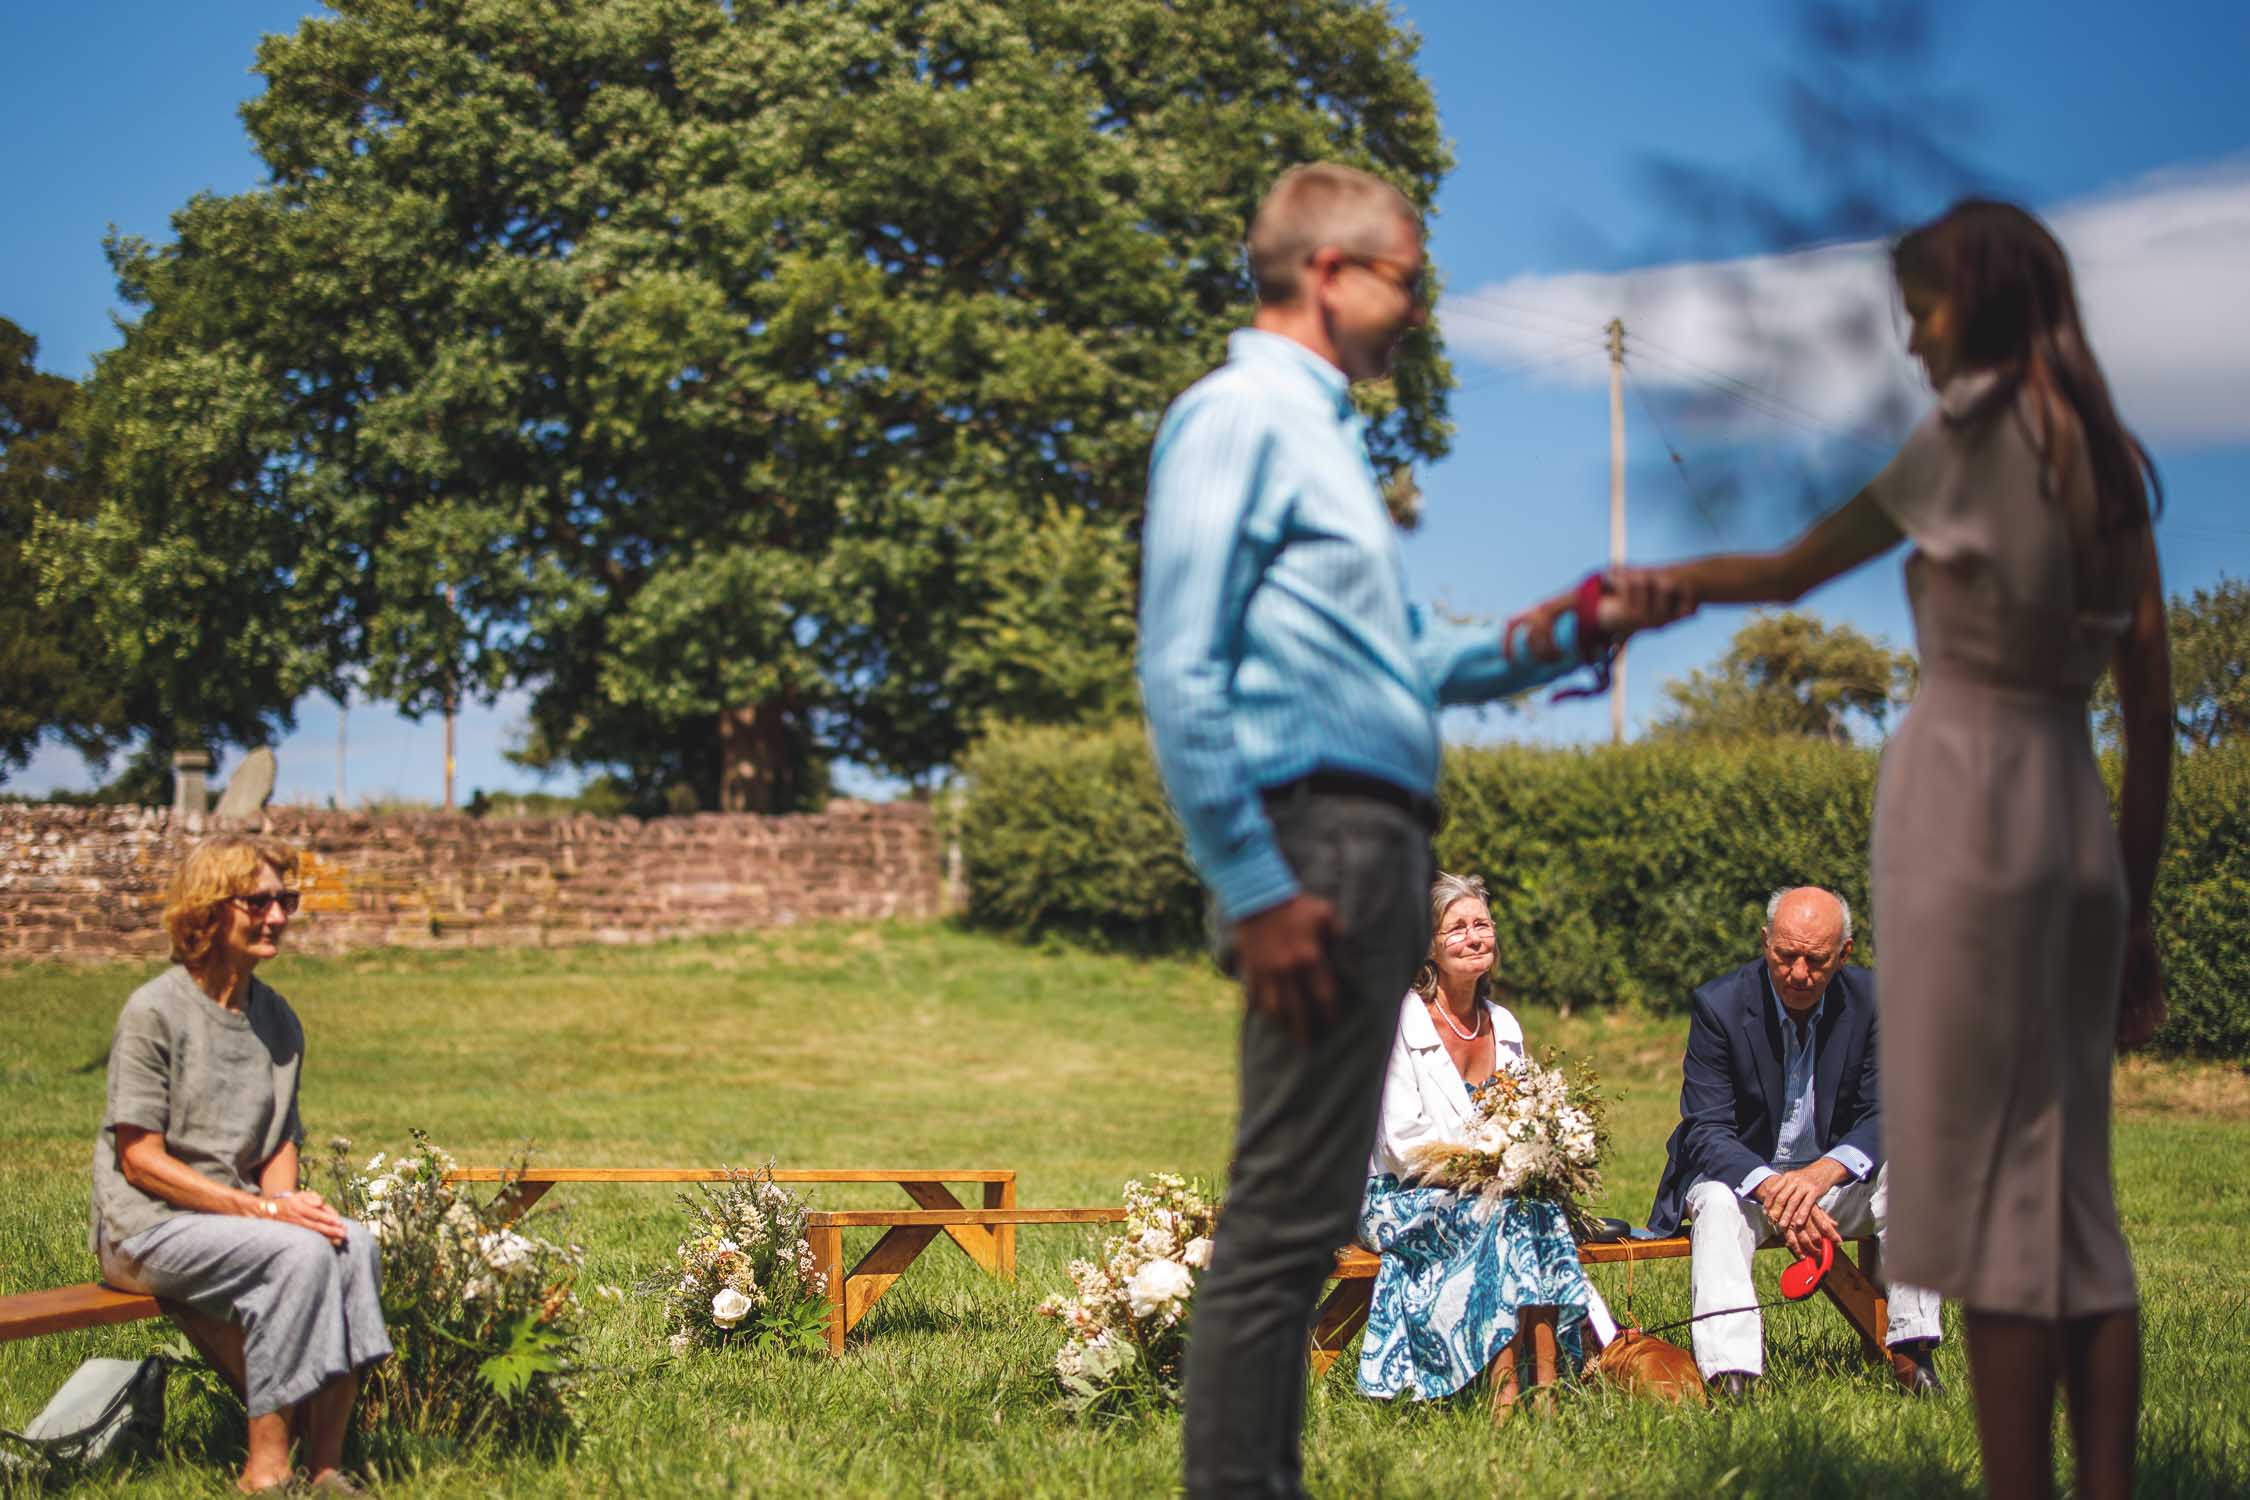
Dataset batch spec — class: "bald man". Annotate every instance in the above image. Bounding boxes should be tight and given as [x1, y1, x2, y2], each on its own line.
[1138, 164, 1685, 1497]
[1646, 886, 1944, 1399]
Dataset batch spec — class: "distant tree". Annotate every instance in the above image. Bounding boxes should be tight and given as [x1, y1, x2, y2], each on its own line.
[1654, 609, 1915, 743]
[2093, 576, 2249, 751]
[43, 0, 1454, 810]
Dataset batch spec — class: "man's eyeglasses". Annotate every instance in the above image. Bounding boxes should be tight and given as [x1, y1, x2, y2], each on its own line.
[1439, 919, 1495, 947]
[228, 890, 302, 917]
[1341, 253, 1429, 306]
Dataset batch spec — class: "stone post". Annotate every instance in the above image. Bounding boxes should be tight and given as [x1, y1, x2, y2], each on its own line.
[171, 749, 212, 819]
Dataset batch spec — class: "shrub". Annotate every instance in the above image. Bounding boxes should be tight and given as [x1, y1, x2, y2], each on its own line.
[956, 718, 1204, 952]
[958, 724, 2250, 1058]
[324, 1134, 582, 1447]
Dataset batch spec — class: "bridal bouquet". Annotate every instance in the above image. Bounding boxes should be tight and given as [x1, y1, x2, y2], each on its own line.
[1402, 1051, 1611, 1231]
[659, 1168, 829, 1356]
[1036, 1174, 1217, 1413]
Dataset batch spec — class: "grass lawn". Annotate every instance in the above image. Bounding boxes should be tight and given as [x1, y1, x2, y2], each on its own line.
[4, 923, 2247, 1497]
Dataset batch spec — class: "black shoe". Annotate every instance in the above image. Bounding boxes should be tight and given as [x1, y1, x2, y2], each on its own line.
[1710, 1370, 1758, 1403]
[1892, 1339, 1945, 1397]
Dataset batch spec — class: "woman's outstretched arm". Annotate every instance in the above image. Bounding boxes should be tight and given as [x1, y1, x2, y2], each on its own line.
[1647, 488, 1904, 607]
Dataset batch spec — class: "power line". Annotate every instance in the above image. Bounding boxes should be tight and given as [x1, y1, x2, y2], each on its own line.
[1625, 342, 1888, 455]
[1622, 334, 1890, 456]
[1441, 300, 1611, 351]
[1623, 361, 1727, 539]
[1453, 344, 1603, 393]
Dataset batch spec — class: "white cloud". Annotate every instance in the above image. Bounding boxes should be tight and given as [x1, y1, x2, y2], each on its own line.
[1446, 156, 2250, 449]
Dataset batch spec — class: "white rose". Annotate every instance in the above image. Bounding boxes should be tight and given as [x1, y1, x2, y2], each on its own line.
[1126, 1257, 1196, 1320]
[1183, 1236, 1214, 1270]
[710, 1287, 753, 1329]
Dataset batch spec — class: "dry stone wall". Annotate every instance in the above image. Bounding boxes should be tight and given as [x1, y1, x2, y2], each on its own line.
[0, 801, 943, 963]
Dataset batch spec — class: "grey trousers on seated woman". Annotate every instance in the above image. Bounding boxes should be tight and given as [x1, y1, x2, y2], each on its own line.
[99, 1216, 389, 1419]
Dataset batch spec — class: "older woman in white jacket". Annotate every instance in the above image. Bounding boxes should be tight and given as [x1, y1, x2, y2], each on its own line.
[1356, 873, 1618, 1401]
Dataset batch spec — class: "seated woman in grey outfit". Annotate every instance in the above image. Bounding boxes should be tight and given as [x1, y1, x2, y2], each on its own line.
[92, 836, 389, 1495]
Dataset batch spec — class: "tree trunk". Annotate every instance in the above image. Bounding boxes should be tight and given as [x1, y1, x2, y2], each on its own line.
[717, 701, 790, 813]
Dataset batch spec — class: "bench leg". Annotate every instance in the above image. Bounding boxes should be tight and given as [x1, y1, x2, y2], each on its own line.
[843, 1227, 943, 1335]
[489, 1179, 554, 1224]
[1308, 1278, 1375, 1380]
[983, 1179, 1017, 1280]
[900, 1183, 1004, 1275]
[808, 1224, 846, 1356]
[1818, 1238, 1892, 1369]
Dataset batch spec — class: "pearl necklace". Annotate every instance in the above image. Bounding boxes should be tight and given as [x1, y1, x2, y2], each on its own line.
[1430, 998, 1483, 1042]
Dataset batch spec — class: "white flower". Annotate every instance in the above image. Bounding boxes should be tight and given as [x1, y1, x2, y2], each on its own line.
[1126, 1257, 1195, 1320]
[1183, 1236, 1214, 1270]
[478, 1230, 533, 1271]
[668, 1331, 692, 1352]
[710, 1287, 753, 1329]
[716, 1237, 740, 1254]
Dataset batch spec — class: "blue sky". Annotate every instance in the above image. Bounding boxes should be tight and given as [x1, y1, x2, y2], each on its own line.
[7, 1, 2247, 803]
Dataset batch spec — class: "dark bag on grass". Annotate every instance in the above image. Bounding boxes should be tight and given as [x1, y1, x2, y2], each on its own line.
[0, 1355, 169, 1480]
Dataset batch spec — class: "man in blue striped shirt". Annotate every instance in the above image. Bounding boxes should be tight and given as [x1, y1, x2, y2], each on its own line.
[1139, 163, 1683, 1498]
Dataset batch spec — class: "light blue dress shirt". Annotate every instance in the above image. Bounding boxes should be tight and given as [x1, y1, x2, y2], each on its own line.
[1737, 977, 1874, 1199]
[1138, 329, 1593, 922]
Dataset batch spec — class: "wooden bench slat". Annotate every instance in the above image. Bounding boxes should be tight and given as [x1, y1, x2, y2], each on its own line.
[445, 1168, 1016, 1185]
[804, 1208, 1125, 1228]
[0, 1284, 162, 1342]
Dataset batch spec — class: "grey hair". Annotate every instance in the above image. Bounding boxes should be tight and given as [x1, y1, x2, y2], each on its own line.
[1766, 886, 1853, 946]
[1246, 162, 1420, 305]
[1410, 872, 1494, 1006]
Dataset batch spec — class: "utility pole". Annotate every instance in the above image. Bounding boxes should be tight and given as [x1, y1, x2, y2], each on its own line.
[336, 690, 347, 810]
[1606, 317, 1627, 745]
[443, 584, 458, 811]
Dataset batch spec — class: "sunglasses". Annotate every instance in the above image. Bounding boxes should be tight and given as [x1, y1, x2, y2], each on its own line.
[228, 890, 302, 917]
[1340, 253, 1429, 306]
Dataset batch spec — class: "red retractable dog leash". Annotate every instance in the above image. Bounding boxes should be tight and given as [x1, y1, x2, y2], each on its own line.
[1630, 1237, 1834, 1341]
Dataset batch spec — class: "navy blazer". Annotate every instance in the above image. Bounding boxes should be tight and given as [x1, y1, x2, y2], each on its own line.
[1645, 959, 1882, 1237]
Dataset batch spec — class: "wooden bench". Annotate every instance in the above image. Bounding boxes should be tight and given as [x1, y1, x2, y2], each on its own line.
[0, 1283, 162, 1343]
[1309, 1234, 1900, 1381]
[803, 1206, 1127, 1355]
[445, 1167, 1024, 1275]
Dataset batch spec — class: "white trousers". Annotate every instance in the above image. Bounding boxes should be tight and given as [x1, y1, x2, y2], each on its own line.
[1683, 1165, 1941, 1379]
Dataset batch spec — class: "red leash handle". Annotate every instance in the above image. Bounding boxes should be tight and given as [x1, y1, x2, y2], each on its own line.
[1548, 571, 1620, 704]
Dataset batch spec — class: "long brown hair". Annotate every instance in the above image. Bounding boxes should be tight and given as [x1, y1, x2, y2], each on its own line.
[1891, 199, 2161, 542]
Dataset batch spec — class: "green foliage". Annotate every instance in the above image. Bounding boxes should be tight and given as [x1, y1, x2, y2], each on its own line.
[323, 1132, 582, 1449]
[956, 717, 1203, 952]
[1653, 609, 1915, 743]
[2094, 575, 2250, 750]
[2145, 739, 2250, 1059]
[959, 723, 2250, 1058]
[0, 320, 127, 776]
[46, 0, 1455, 806]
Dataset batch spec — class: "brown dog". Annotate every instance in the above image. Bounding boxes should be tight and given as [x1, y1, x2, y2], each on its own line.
[1585, 1328, 1709, 1406]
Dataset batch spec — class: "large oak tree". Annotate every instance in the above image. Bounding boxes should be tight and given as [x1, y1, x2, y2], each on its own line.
[45, 0, 1454, 808]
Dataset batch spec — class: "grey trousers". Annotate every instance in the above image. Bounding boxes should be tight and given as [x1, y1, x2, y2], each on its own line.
[101, 1214, 392, 1418]
[1182, 791, 1432, 1500]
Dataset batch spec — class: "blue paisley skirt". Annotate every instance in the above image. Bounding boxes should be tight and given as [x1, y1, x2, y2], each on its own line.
[1355, 1174, 1601, 1401]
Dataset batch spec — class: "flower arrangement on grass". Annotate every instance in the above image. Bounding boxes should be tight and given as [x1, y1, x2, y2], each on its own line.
[1402, 1051, 1611, 1234]
[659, 1168, 829, 1355]
[323, 1132, 583, 1446]
[1037, 1173, 1217, 1413]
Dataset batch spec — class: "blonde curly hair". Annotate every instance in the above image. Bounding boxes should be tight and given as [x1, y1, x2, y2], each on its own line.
[164, 836, 300, 969]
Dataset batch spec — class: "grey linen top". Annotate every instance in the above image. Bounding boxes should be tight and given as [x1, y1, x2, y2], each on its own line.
[90, 966, 306, 1250]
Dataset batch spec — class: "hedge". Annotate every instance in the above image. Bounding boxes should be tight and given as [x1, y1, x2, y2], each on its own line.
[958, 723, 2250, 1059]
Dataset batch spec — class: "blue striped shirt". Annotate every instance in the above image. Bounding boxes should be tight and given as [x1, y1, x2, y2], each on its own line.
[1137, 329, 1588, 922]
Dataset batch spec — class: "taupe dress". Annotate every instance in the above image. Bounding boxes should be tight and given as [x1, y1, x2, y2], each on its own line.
[1868, 370, 2139, 1320]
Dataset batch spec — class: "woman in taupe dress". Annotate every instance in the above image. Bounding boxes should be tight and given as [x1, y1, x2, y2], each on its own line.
[1630, 201, 2171, 1500]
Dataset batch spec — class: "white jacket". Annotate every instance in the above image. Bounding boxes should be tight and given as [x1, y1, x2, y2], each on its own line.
[1370, 991, 1527, 1180]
